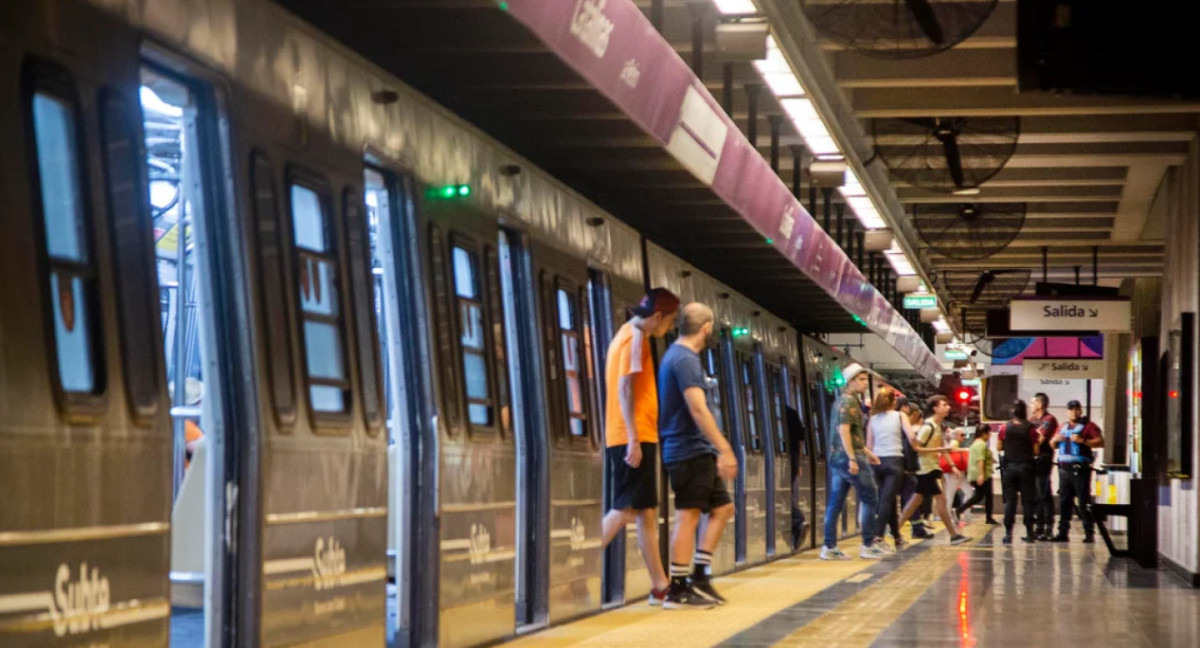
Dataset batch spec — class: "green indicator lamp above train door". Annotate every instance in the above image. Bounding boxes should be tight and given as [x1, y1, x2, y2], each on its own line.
[732, 327, 750, 338]
[426, 184, 471, 200]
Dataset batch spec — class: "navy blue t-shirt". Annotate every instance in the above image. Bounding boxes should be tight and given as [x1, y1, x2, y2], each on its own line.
[658, 344, 717, 465]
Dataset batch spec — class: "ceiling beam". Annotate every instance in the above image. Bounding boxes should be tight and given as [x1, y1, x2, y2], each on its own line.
[852, 87, 1200, 118]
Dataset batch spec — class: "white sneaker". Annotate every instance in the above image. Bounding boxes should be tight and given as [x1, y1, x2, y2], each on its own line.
[873, 539, 896, 554]
[859, 544, 885, 560]
[820, 546, 852, 561]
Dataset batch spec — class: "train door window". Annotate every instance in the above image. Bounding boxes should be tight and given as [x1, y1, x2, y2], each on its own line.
[140, 65, 225, 648]
[741, 357, 760, 451]
[365, 170, 394, 424]
[289, 178, 350, 416]
[790, 376, 808, 458]
[770, 366, 786, 455]
[452, 244, 495, 428]
[250, 153, 296, 425]
[27, 72, 104, 401]
[343, 188, 384, 432]
[703, 347, 728, 437]
[556, 285, 587, 437]
[585, 272, 613, 440]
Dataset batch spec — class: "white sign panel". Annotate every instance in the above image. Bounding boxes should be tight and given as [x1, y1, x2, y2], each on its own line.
[1022, 359, 1105, 381]
[1010, 299, 1131, 332]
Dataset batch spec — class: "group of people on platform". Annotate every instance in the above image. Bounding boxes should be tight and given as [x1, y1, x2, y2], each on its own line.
[597, 288, 1104, 610]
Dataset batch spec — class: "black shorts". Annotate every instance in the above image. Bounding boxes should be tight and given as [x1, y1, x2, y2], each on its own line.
[916, 470, 944, 496]
[607, 442, 658, 511]
[667, 454, 732, 514]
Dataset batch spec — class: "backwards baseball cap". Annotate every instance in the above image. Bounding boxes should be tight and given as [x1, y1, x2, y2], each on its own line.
[1066, 399, 1083, 409]
[630, 287, 680, 318]
[841, 362, 868, 385]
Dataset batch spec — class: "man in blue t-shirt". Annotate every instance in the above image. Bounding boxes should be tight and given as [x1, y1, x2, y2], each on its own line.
[658, 303, 738, 608]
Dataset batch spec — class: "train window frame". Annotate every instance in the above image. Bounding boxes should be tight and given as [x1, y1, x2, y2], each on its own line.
[99, 87, 163, 423]
[250, 151, 298, 429]
[343, 187, 385, 435]
[703, 345, 731, 441]
[554, 279, 590, 439]
[285, 166, 353, 429]
[22, 58, 109, 418]
[482, 245, 512, 441]
[427, 224, 463, 435]
[448, 234, 500, 436]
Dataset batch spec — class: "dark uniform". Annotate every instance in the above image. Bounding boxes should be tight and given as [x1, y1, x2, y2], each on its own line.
[999, 420, 1037, 542]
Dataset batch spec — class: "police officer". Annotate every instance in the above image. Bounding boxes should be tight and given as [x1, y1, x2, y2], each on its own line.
[1050, 400, 1104, 543]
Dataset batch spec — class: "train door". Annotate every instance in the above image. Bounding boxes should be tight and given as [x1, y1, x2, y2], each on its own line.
[736, 351, 768, 565]
[789, 372, 816, 550]
[421, 202, 519, 647]
[766, 361, 792, 555]
[803, 342, 829, 548]
[718, 330, 747, 565]
[499, 228, 549, 633]
[139, 61, 254, 647]
[584, 270, 624, 606]
[751, 349, 777, 558]
[364, 165, 430, 646]
[531, 242, 605, 623]
[700, 344, 737, 575]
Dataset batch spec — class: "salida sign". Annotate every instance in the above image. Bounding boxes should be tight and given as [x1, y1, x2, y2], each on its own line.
[1010, 299, 1131, 332]
[1022, 359, 1104, 381]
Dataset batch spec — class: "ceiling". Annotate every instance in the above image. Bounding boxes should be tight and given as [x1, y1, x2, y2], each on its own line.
[778, 0, 1196, 320]
[276, 0, 905, 334]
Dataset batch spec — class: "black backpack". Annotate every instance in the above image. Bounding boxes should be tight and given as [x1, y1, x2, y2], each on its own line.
[901, 417, 920, 473]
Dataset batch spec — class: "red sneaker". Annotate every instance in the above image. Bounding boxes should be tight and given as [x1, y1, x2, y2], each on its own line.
[647, 586, 669, 606]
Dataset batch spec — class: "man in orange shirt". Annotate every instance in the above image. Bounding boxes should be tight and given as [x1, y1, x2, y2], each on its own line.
[600, 288, 679, 605]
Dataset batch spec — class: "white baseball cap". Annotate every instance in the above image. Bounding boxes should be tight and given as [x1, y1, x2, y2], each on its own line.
[842, 363, 867, 384]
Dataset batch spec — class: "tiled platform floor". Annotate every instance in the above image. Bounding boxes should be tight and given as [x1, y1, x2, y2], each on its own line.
[496, 522, 1199, 648]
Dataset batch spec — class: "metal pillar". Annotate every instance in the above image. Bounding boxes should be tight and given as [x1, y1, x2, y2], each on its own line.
[769, 115, 782, 173]
[835, 202, 845, 248]
[821, 187, 832, 233]
[690, 4, 704, 76]
[856, 231, 865, 269]
[651, 0, 664, 33]
[723, 63, 734, 115]
[745, 83, 761, 147]
[791, 146, 803, 198]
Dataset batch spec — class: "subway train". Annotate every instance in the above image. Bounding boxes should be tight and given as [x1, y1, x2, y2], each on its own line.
[0, 0, 877, 646]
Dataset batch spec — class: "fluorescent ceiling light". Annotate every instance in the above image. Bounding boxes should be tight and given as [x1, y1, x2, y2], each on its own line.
[846, 195, 886, 229]
[884, 252, 916, 276]
[778, 97, 840, 157]
[762, 71, 804, 97]
[713, 0, 758, 14]
[932, 319, 951, 332]
[839, 170, 866, 197]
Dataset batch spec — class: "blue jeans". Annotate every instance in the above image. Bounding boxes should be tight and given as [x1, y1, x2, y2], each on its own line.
[824, 455, 880, 548]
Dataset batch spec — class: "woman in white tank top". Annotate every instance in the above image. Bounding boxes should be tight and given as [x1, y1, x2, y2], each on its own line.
[866, 387, 914, 549]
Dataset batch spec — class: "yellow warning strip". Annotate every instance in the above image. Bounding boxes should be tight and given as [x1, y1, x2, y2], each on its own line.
[501, 530, 939, 648]
[770, 522, 993, 648]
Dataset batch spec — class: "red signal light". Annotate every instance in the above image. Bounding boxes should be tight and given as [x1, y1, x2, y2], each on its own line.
[957, 389, 971, 403]
[1170, 390, 1179, 399]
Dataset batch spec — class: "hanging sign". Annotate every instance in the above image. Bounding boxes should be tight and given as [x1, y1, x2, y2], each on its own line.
[944, 349, 969, 360]
[1010, 298, 1131, 332]
[1022, 359, 1105, 381]
[903, 294, 937, 309]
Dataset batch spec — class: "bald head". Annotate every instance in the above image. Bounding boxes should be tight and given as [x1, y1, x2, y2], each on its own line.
[679, 302, 714, 337]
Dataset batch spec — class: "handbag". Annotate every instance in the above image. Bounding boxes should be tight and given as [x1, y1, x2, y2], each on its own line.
[939, 448, 968, 473]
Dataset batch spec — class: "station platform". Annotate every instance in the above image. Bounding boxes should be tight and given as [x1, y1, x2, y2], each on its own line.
[499, 522, 1199, 648]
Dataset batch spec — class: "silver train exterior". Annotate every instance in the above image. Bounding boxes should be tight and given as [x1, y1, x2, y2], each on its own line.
[0, 0, 867, 646]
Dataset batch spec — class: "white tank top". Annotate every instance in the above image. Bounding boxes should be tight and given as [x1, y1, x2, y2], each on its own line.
[870, 410, 904, 458]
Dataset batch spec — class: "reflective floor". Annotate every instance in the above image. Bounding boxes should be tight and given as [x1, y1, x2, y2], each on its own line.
[496, 522, 1200, 648]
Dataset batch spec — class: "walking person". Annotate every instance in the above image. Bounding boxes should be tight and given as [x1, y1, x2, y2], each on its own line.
[866, 386, 915, 550]
[954, 427, 997, 524]
[997, 400, 1038, 544]
[1030, 393, 1058, 540]
[1050, 400, 1104, 543]
[899, 404, 932, 539]
[939, 427, 972, 526]
[897, 396, 969, 545]
[820, 364, 886, 560]
[658, 303, 738, 609]
[600, 288, 680, 605]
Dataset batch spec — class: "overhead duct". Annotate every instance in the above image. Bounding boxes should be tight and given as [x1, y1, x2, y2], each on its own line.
[896, 276, 922, 294]
[715, 22, 769, 61]
[862, 230, 893, 252]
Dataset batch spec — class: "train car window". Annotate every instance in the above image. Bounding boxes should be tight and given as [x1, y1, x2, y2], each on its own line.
[251, 153, 297, 426]
[289, 180, 350, 415]
[451, 244, 495, 428]
[483, 246, 511, 438]
[344, 188, 384, 433]
[428, 225, 462, 432]
[539, 271, 566, 436]
[99, 90, 160, 419]
[28, 79, 104, 399]
[741, 358, 760, 451]
[791, 376, 808, 458]
[556, 285, 587, 437]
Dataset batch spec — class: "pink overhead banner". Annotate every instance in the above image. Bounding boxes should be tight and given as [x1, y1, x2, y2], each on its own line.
[504, 0, 941, 382]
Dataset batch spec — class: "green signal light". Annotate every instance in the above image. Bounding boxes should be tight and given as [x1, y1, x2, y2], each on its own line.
[426, 184, 473, 200]
[499, 1, 509, 9]
[732, 327, 750, 337]
[765, 238, 774, 245]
